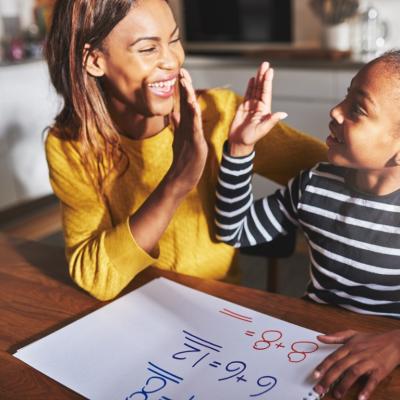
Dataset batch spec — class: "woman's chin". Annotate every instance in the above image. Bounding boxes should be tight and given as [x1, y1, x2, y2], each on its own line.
[148, 98, 174, 117]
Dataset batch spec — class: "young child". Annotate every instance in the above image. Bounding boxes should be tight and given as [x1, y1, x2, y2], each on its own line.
[215, 52, 400, 400]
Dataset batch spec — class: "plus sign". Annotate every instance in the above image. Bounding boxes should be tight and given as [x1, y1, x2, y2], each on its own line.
[236, 374, 247, 383]
[275, 342, 285, 349]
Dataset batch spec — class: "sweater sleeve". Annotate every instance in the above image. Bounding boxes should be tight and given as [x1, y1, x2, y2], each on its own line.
[215, 142, 305, 248]
[45, 133, 156, 300]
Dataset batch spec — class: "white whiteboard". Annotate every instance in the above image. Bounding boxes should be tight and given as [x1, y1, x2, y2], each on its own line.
[14, 278, 336, 399]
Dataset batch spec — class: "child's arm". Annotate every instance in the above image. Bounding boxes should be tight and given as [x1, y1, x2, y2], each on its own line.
[313, 329, 400, 400]
[215, 62, 301, 247]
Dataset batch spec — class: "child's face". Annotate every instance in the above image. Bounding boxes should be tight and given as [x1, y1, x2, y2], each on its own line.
[95, 0, 184, 117]
[327, 60, 400, 170]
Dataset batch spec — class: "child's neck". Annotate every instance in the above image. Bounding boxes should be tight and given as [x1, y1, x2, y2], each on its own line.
[350, 168, 400, 196]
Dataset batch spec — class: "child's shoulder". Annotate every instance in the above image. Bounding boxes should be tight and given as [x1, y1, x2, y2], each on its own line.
[303, 162, 348, 186]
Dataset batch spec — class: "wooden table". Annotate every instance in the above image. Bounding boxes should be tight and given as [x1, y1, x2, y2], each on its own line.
[1, 234, 400, 399]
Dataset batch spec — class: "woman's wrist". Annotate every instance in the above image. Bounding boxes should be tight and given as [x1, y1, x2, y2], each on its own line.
[161, 171, 194, 201]
[228, 141, 255, 157]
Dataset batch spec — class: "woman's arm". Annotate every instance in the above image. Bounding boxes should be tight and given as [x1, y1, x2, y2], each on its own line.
[46, 69, 207, 301]
[128, 68, 207, 255]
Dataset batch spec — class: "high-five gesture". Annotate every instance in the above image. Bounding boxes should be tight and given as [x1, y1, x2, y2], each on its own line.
[228, 62, 288, 157]
[168, 68, 208, 196]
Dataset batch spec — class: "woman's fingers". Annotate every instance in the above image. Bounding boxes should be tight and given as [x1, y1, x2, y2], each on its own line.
[171, 76, 181, 129]
[179, 68, 203, 136]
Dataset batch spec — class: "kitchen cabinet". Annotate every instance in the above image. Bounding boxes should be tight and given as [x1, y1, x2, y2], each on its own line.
[0, 60, 59, 211]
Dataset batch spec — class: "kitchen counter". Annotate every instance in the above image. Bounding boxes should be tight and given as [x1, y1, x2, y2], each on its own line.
[185, 53, 366, 71]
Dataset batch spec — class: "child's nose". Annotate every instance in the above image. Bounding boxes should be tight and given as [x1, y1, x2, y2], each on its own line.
[330, 102, 344, 124]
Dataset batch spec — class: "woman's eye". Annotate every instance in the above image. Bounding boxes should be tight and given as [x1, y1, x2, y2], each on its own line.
[139, 47, 156, 53]
[170, 37, 181, 44]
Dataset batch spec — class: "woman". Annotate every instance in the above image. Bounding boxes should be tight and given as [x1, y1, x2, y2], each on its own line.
[45, 0, 327, 300]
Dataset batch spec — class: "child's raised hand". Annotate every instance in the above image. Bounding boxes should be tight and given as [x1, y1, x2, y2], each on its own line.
[228, 61, 287, 157]
[313, 329, 400, 400]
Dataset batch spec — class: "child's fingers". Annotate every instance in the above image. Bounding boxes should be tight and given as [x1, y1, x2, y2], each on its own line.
[244, 77, 254, 102]
[261, 67, 274, 112]
[359, 371, 385, 400]
[314, 355, 360, 397]
[331, 361, 374, 400]
[255, 61, 269, 101]
[255, 111, 287, 140]
[317, 330, 358, 344]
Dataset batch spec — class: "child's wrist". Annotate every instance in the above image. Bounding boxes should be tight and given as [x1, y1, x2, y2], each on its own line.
[228, 142, 255, 157]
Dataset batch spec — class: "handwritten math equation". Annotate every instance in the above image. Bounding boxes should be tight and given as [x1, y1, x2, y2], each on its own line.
[124, 307, 320, 400]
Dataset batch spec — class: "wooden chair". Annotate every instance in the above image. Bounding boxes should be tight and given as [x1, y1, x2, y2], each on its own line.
[239, 229, 297, 292]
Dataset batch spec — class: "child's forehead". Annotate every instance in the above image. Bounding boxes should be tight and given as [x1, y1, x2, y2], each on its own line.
[353, 60, 400, 98]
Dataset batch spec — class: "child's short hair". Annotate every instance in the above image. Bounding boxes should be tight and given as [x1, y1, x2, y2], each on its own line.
[375, 49, 400, 73]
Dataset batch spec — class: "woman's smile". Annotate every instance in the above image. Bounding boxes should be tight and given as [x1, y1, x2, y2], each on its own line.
[147, 75, 177, 98]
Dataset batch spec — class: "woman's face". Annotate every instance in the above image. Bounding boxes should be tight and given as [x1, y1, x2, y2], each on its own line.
[98, 0, 184, 117]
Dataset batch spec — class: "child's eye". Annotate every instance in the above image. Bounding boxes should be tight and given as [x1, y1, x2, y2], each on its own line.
[350, 103, 366, 117]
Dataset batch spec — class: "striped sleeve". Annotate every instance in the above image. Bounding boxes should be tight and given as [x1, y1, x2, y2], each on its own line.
[215, 142, 301, 248]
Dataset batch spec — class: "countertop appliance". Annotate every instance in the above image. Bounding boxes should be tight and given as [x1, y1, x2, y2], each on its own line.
[174, 0, 292, 53]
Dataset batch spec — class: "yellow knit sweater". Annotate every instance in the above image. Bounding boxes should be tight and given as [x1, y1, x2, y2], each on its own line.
[45, 89, 327, 300]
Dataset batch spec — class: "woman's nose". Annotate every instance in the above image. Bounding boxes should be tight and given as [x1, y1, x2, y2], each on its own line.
[159, 46, 180, 70]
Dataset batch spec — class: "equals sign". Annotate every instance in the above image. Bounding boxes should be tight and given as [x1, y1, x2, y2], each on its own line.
[245, 330, 255, 337]
[209, 361, 222, 368]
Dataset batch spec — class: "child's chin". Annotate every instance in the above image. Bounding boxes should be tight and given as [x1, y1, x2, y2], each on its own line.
[327, 151, 346, 167]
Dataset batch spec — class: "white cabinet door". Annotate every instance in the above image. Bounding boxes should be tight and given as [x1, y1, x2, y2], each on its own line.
[0, 136, 18, 209]
[0, 61, 59, 210]
[273, 99, 333, 141]
[188, 67, 254, 95]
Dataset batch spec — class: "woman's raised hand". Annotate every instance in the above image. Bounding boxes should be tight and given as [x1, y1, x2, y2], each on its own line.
[167, 68, 208, 197]
[228, 62, 288, 157]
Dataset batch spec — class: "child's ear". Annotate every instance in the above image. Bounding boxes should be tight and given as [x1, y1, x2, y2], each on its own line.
[83, 44, 105, 78]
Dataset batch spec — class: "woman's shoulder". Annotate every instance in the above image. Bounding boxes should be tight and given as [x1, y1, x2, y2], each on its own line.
[45, 127, 83, 170]
[196, 88, 241, 118]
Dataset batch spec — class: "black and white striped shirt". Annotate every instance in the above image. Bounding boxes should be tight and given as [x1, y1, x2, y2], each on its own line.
[215, 147, 400, 318]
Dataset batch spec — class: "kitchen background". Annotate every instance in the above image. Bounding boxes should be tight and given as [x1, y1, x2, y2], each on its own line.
[1, 0, 400, 293]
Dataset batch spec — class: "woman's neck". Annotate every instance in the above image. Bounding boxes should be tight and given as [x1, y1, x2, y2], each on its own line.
[350, 168, 400, 196]
[108, 101, 169, 140]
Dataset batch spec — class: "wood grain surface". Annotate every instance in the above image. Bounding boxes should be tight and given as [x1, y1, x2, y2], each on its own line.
[0, 234, 399, 399]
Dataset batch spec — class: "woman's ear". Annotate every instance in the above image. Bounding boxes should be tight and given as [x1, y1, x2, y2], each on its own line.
[83, 44, 105, 77]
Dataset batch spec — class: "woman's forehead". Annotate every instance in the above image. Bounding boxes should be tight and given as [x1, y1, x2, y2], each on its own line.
[107, 0, 174, 39]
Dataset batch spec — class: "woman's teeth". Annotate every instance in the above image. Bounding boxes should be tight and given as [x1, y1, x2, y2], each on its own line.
[148, 78, 176, 90]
